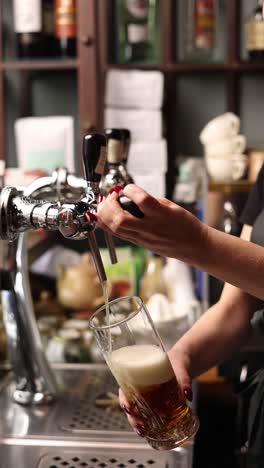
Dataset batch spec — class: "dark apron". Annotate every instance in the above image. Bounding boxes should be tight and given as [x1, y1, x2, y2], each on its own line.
[236, 209, 264, 465]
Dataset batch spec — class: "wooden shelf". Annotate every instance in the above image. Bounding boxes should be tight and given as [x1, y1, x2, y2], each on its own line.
[107, 61, 264, 73]
[4, 59, 264, 74]
[106, 62, 165, 71]
[233, 61, 264, 72]
[170, 61, 264, 73]
[107, 62, 228, 72]
[209, 179, 254, 194]
[166, 62, 230, 72]
[1, 59, 79, 71]
[197, 367, 226, 384]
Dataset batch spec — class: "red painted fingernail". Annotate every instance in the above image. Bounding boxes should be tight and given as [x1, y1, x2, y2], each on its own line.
[109, 184, 123, 194]
[135, 423, 145, 437]
[184, 388, 193, 402]
[85, 211, 98, 222]
[98, 193, 105, 203]
[121, 404, 131, 415]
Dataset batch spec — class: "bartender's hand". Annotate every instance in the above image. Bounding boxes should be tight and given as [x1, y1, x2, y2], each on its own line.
[97, 184, 208, 263]
[119, 345, 192, 437]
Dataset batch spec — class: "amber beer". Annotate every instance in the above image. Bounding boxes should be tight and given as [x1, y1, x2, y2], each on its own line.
[109, 344, 199, 450]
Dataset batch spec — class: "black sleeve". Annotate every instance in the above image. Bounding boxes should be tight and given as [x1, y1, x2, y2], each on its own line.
[239, 164, 264, 226]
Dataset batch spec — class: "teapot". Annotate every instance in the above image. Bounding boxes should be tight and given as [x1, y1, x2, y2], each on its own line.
[57, 253, 110, 311]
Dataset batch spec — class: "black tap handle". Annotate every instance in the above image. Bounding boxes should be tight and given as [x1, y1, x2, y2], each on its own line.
[104, 128, 123, 141]
[120, 128, 131, 161]
[120, 128, 131, 142]
[119, 195, 144, 219]
[82, 133, 107, 183]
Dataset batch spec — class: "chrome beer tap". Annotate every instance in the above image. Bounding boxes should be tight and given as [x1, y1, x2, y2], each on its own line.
[0, 135, 106, 405]
[0, 181, 93, 406]
[0, 133, 142, 405]
[0, 134, 109, 261]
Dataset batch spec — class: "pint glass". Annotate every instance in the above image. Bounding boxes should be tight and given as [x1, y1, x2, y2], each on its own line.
[89, 296, 199, 450]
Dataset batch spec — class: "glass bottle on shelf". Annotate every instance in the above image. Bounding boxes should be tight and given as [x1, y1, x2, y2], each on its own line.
[114, 0, 160, 64]
[12, 0, 44, 58]
[245, 0, 264, 62]
[177, 0, 226, 63]
[219, 201, 241, 236]
[43, 0, 55, 57]
[139, 252, 167, 303]
[119, 129, 134, 185]
[54, 0, 77, 57]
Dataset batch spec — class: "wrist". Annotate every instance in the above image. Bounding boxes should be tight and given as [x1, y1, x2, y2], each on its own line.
[169, 341, 192, 377]
[178, 209, 210, 267]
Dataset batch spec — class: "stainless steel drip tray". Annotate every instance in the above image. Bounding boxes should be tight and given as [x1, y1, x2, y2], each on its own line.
[0, 364, 136, 442]
[0, 442, 189, 468]
[56, 364, 133, 437]
[0, 364, 193, 467]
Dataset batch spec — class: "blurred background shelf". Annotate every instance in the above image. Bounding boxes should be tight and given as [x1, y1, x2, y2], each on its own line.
[1, 0, 264, 193]
[209, 180, 254, 193]
[1, 59, 79, 71]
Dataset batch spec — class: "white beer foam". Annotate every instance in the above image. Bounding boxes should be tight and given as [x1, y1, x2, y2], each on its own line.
[110, 344, 174, 388]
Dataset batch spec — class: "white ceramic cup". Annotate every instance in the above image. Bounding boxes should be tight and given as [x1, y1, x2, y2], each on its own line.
[200, 112, 240, 145]
[204, 134, 246, 158]
[206, 154, 248, 182]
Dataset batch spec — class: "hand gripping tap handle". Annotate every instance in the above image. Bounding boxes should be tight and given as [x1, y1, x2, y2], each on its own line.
[119, 195, 144, 219]
[83, 132, 143, 219]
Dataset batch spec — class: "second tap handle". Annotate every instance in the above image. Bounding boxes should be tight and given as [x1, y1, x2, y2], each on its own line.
[83, 133, 107, 184]
[87, 231, 107, 283]
[119, 196, 144, 219]
[104, 232, 118, 264]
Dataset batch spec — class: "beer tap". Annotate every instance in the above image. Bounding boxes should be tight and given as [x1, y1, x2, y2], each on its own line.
[0, 176, 91, 405]
[100, 129, 125, 265]
[0, 133, 143, 406]
[0, 137, 104, 405]
[0, 134, 142, 246]
[82, 133, 109, 283]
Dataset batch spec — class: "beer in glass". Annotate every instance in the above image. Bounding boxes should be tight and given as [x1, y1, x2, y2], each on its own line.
[89, 295, 199, 450]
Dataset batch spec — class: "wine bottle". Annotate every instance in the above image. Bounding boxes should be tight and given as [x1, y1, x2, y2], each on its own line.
[194, 0, 215, 52]
[245, 0, 264, 61]
[115, 0, 160, 64]
[13, 0, 44, 58]
[43, 0, 55, 57]
[54, 0, 77, 57]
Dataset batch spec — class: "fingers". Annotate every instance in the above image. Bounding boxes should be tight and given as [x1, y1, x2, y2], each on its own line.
[97, 191, 145, 235]
[97, 192, 132, 225]
[123, 184, 160, 216]
[96, 185, 168, 252]
[119, 388, 146, 437]
[168, 350, 193, 402]
[174, 367, 192, 399]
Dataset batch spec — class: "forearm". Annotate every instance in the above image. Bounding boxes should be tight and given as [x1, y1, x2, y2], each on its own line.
[171, 293, 257, 379]
[180, 221, 264, 301]
[98, 186, 264, 300]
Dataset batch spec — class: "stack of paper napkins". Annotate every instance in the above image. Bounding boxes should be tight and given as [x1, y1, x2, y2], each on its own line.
[14, 116, 75, 173]
[104, 69, 167, 197]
